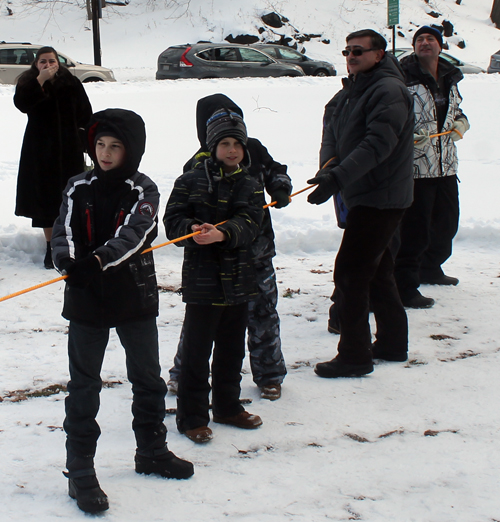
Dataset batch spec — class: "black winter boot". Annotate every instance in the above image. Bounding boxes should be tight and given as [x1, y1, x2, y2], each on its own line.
[315, 356, 373, 378]
[44, 241, 54, 269]
[63, 468, 109, 513]
[135, 446, 194, 479]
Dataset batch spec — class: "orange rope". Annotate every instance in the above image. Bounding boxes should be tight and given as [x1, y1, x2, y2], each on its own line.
[1, 184, 320, 303]
[0, 275, 68, 303]
[415, 129, 453, 144]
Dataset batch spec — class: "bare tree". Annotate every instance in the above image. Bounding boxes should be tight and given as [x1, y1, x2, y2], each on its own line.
[491, 0, 500, 28]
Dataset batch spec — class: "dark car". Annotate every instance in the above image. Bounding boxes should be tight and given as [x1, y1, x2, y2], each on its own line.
[250, 44, 336, 76]
[388, 48, 485, 74]
[156, 43, 305, 80]
[487, 50, 500, 73]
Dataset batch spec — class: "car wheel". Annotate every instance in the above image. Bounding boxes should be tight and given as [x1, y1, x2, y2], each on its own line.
[314, 69, 329, 77]
[82, 77, 104, 83]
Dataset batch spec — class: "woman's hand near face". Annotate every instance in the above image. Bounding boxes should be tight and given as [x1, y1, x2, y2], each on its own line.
[37, 63, 59, 86]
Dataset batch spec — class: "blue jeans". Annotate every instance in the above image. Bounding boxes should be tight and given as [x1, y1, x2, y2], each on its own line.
[64, 318, 167, 460]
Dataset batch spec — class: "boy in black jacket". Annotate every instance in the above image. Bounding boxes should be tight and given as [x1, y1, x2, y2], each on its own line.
[52, 109, 193, 514]
[167, 94, 291, 401]
[164, 108, 264, 444]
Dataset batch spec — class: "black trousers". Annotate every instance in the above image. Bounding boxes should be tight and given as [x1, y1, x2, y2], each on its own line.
[334, 206, 408, 364]
[176, 303, 247, 432]
[395, 175, 459, 299]
[64, 318, 167, 460]
[170, 258, 287, 387]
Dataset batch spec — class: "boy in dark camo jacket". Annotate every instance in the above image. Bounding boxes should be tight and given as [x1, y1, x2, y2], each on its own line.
[164, 107, 264, 443]
[167, 94, 291, 401]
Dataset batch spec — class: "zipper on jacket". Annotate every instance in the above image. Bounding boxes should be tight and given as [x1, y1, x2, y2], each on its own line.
[85, 205, 94, 246]
[115, 209, 126, 232]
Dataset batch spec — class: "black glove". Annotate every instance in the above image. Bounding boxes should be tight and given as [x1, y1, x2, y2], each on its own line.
[307, 169, 340, 205]
[58, 257, 74, 275]
[270, 189, 291, 209]
[65, 255, 101, 289]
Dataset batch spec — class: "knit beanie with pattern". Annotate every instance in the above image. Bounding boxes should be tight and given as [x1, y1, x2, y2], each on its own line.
[205, 108, 248, 153]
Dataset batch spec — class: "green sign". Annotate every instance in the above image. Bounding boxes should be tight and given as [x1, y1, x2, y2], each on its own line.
[388, 0, 399, 26]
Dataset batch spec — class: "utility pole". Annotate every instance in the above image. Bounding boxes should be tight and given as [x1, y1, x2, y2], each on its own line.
[492, 0, 500, 28]
[91, 0, 102, 66]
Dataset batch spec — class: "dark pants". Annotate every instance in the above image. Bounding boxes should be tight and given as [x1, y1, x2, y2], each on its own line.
[395, 176, 459, 299]
[176, 303, 247, 432]
[170, 258, 286, 387]
[64, 318, 167, 460]
[334, 206, 408, 364]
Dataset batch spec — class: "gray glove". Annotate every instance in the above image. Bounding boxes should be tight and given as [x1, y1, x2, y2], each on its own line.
[451, 118, 470, 142]
[414, 129, 431, 149]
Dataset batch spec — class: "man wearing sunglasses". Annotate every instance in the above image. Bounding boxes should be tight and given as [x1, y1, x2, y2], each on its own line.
[307, 29, 414, 377]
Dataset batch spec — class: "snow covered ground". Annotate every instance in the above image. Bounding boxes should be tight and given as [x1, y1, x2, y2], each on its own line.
[1, 1, 500, 520]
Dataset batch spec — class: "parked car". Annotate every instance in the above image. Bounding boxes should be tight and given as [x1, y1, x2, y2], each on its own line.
[487, 50, 500, 73]
[388, 48, 485, 74]
[249, 43, 336, 76]
[156, 43, 305, 80]
[0, 42, 116, 84]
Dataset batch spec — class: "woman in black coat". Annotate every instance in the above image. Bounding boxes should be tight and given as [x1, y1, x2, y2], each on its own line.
[14, 46, 92, 268]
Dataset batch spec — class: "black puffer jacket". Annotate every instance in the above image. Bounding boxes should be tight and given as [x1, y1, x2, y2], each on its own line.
[51, 109, 159, 328]
[164, 159, 263, 306]
[320, 54, 414, 210]
[14, 67, 92, 222]
[185, 94, 292, 261]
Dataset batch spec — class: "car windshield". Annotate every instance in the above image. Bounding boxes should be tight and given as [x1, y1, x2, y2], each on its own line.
[440, 53, 461, 66]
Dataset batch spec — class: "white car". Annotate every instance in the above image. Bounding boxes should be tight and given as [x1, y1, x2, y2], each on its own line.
[388, 48, 485, 74]
[0, 42, 116, 84]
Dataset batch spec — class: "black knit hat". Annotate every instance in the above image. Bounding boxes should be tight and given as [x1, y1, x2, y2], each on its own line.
[206, 108, 248, 153]
[412, 26, 443, 49]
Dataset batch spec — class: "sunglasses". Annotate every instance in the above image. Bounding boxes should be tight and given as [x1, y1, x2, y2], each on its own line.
[342, 48, 376, 57]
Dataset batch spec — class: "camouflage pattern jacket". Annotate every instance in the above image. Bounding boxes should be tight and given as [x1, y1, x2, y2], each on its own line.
[164, 159, 263, 306]
[401, 54, 468, 179]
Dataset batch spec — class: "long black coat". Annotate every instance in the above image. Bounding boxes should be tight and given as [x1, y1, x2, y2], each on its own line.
[14, 68, 92, 223]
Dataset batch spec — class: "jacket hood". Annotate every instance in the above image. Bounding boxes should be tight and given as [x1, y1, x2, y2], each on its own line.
[357, 52, 405, 83]
[400, 53, 464, 86]
[195, 94, 244, 149]
[87, 108, 146, 176]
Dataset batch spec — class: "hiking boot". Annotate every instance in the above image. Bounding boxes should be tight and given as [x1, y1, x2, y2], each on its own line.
[63, 468, 109, 514]
[402, 291, 435, 309]
[260, 383, 281, 401]
[420, 274, 459, 286]
[184, 426, 213, 444]
[371, 344, 408, 362]
[314, 356, 373, 378]
[44, 242, 54, 270]
[167, 379, 178, 395]
[135, 447, 194, 479]
[213, 410, 263, 429]
[327, 303, 340, 334]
